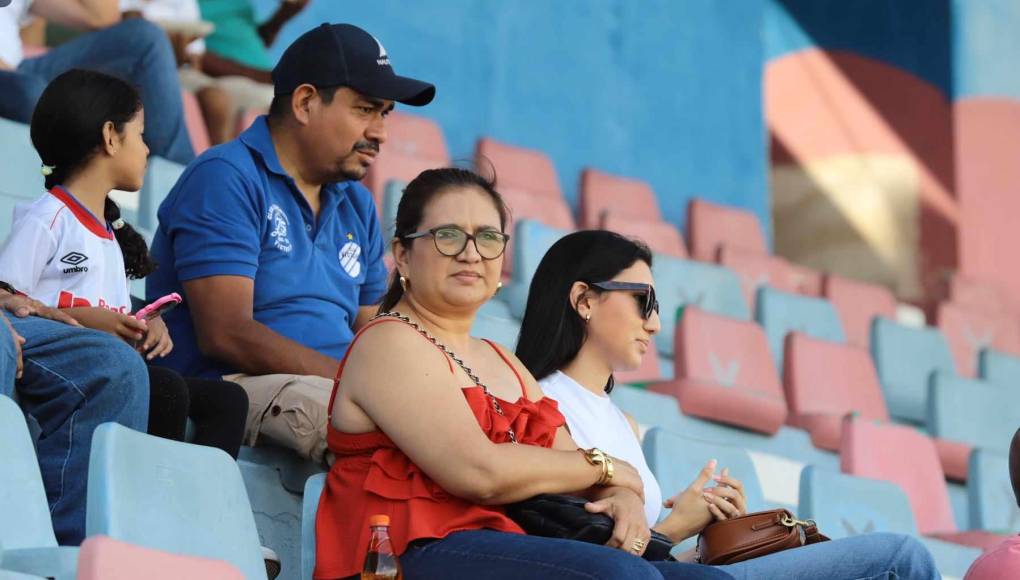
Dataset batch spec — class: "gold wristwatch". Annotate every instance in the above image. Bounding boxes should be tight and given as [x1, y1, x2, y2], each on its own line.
[578, 447, 614, 486]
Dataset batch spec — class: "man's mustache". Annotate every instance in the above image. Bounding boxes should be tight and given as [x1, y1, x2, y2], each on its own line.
[352, 140, 380, 154]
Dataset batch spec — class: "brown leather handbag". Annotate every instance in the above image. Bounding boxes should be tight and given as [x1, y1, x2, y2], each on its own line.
[696, 509, 830, 565]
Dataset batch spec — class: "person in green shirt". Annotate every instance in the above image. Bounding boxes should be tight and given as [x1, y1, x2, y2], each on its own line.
[199, 0, 308, 84]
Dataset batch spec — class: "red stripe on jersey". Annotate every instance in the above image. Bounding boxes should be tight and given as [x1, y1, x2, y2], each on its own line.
[48, 186, 114, 240]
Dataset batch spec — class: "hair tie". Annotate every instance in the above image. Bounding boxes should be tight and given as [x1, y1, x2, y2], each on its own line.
[111, 218, 125, 231]
[40, 164, 55, 176]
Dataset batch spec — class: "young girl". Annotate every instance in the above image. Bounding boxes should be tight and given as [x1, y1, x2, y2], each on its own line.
[0, 68, 247, 458]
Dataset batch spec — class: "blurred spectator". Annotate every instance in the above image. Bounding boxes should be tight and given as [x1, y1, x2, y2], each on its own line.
[0, 0, 194, 164]
[964, 427, 1020, 579]
[0, 285, 149, 545]
[198, 0, 308, 84]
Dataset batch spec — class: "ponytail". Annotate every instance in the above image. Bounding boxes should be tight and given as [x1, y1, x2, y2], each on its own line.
[104, 198, 157, 279]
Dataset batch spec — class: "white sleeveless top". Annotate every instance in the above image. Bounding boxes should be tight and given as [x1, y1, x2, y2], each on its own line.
[539, 371, 664, 526]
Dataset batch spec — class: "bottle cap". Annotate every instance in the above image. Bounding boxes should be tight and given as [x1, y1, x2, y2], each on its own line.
[368, 514, 390, 527]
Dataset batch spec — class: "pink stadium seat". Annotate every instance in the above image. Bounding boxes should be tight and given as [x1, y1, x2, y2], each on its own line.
[949, 274, 1016, 318]
[181, 89, 211, 156]
[76, 535, 244, 580]
[933, 438, 973, 482]
[499, 186, 575, 276]
[965, 536, 1020, 579]
[364, 111, 450, 205]
[602, 214, 686, 257]
[840, 417, 1004, 550]
[783, 333, 889, 451]
[653, 307, 787, 434]
[937, 302, 1020, 378]
[786, 262, 823, 297]
[475, 137, 562, 199]
[823, 274, 897, 350]
[234, 106, 267, 136]
[686, 198, 768, 263]
[578, 168, 661, 228]
[615, 345, 662, 385]
[717, 246, 798, 311]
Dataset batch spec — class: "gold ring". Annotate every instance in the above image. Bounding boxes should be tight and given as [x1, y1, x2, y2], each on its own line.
[631, 538, 646, 553]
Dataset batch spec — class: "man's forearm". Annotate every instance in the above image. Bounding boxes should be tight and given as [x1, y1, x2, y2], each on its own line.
[205, 318, 340, 378]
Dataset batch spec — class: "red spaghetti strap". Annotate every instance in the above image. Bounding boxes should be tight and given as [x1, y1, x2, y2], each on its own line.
[481, 339, 528, 398]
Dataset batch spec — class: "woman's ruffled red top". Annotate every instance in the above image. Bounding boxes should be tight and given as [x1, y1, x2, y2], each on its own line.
[314, 318, 565, 579]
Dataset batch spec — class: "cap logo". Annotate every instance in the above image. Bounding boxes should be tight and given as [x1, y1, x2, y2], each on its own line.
[372, 35, 390, 66]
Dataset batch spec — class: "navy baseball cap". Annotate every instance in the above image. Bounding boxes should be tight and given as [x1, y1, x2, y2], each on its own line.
[272, 23, 435, 106]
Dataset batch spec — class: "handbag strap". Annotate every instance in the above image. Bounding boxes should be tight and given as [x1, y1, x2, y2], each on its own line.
[374, 311, 519, 443]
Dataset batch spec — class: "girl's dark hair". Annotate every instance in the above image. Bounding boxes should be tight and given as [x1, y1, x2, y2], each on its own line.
[379, 167, 509, 312]
[31, 69, 156, 279]
[515, 230, 653, 392]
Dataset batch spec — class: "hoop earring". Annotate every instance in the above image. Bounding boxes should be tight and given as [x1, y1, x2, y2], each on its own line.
[399, 276, 409, 291]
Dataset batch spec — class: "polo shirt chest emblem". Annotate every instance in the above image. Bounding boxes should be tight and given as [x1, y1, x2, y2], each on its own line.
[267, 204, 292, 253]
[339, 235, 362, 278]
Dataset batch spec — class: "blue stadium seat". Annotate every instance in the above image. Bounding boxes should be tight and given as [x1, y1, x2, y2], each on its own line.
[979, 348, 1020, 389]
[86, 423, 267, 580]
[651, 254, 749, 356]
[0, 571, 46, 579]
[472, 299, 520, 349]
[968, 448, 1020, 533]
[380, 180, 405, 240]
[0, 119, 44, 201]
[0, 395, 79, 580]
[138, 156, 185, 232]
[871, 318, 957, 425]
[798, 465, 918, 537]
[754, 287, 845, 369]
[502, 219, 570, 317]
[301, 473, 326, 580]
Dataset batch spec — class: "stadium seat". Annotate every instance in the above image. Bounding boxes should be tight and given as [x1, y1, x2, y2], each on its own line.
[937, 302, 1020, 378]
[235, 107, 267, 136]
[717, 246, 797, 312]
[138, 156, 186, 232]
[86, 423, 267, 580]
[601, 213, 687, 257]
[782, 333, 889, 451]
[870, 318, 957, 425]
[968, 449, 1020, 533]
[0, 118, 44, 200]
[364, 111, 450, 206]
[499, 186, 575, 277]
[840, 417, 1004, 551]
[928, 373, 1020, 481]
[0, 571, 45, 579]
[786, 263, 824, 297]
[947, 274, 1015, 319]
[501, 220, 570, 318]
[658, 307, 787, 434]
[472, 303, 521, 349]
[686, 198, 768, 263]
[181, 90, 211, 156]
[651, 254, 749, 356]
[380, 180, 405, 239]
[475, 137, 562, 199]
[577, 168, 661, 227]
[822, 274, 897, 350]
[979, 348, 1020, 389]
[0, 396, 79, 580]
[76, 535, 243, 579]
[301, 474, 326, 580]
[755, 287, 846, 370]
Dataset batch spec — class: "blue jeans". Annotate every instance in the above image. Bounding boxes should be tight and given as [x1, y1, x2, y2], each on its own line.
[0, 19, 194, 165]
[717, 532, 937, 580]
[0, 314, 149, 545]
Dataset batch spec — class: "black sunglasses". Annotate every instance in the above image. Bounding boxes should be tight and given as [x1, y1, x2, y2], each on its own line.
[589, 281, 659, 320]
[403, 226, 510, 260]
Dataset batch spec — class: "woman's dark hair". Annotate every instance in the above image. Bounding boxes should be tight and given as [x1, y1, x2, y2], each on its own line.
[378, 167, 509, 312]
[515, 230, 653, 392]
[31, 69, 156, 279]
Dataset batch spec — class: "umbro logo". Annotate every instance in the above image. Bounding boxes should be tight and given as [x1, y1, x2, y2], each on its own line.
[60, 252, 89, 273]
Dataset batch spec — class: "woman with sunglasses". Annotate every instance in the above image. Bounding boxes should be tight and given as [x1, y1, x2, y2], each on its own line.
[516, 230, 938, 579]
[315, 168, 732, 579]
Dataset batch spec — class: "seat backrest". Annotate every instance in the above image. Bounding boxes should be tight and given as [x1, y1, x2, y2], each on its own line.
[578, 168, 661, 227]
[363, 111, 450, 203]
[798, 465, 918, 538]
[651, 255, 749, 356]
[471, 310, 521, 350]
[968, 449, 1020, 533]
[949, 274, 1014, 318]
[717, 247, 798, 312]
[476, 137, 562, 199]
[501, 220, 571, 318]
[783, 333, 888, 422]
[380, 180, 406, 239]
[822, 274, 897, 350]
[979, 349, 1020, 389]
[500, 187, 575, 277]
[609, 385, 683, 433]
[755, 287, 846, 370]
[86, 423, 267, 580]
[686, 198, 768, 262]
[870, 318, 957, 424]
[938, 302, 1020, 378]
[139, 156, 186, 232]
[602, 214, 686, 258]
[928, 373, 1020, 453]
[0, 395, 57, 550]
[77, 535, 243, 580]
[301, 473, 327, 580]
[0, 118, 44, 201]
[180, 89, 211, 156]
[840, 417, 956, 534]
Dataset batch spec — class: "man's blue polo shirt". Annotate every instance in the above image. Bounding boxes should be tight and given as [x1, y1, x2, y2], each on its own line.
[146, 116, 388, 378]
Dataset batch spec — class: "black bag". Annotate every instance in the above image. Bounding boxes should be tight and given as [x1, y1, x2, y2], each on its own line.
[506, 494, 674, 561]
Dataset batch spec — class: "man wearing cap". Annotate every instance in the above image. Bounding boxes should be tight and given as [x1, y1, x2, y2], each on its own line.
[145, 23, 434, 462]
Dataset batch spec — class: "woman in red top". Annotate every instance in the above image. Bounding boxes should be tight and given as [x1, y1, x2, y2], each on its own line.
[315, 168, 732, 580]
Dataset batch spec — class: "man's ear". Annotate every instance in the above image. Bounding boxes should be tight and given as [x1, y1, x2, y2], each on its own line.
[290, 84, 318, 126]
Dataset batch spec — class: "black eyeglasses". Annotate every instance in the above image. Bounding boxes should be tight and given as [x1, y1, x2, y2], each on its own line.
[403, 226, 510, 260]
[589, 281, 659, 320]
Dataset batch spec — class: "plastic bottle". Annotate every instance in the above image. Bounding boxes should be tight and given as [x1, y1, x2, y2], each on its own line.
[361, 514, 402, 580]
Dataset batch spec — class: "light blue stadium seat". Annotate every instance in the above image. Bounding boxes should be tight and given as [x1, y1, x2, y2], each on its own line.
[0, 118, 44, 201]
[471, 302, 520, 349]
[502, 220, 570, 317]
[928, 372, 1020, 458]
[871, 318, 957, 425]
[301, 473, 326, 580]
[0, 571, 46, 579]
[381, 180, 406, 240]
[799, 465, 918, 537]
[969, 448, 1020, 533]
[651, 254, 749, 356]
[754, 287, 846, 369]
[86, 423, 267, 580]
[138, 156, 185, 232]
[979, 348, 1020, 389]
[0, 396, 79, 580]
